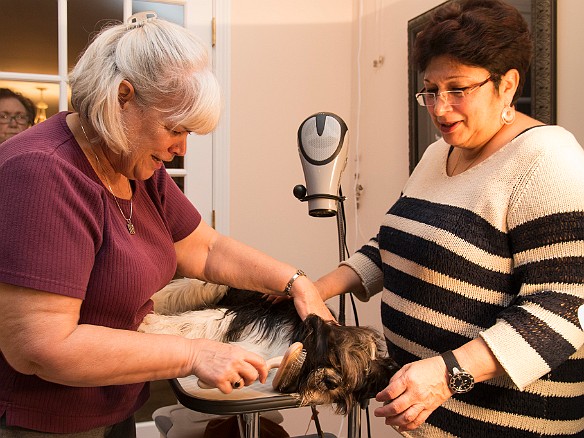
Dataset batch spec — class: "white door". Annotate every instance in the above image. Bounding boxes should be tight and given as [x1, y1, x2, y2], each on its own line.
[132, 1, 215, 226]
[0, 0, 216, 227]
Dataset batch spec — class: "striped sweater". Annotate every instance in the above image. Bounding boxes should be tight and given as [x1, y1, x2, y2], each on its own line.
[344, 126, 584, 437]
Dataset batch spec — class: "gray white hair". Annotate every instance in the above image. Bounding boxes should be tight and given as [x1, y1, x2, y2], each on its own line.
[69, 15, 221, 154]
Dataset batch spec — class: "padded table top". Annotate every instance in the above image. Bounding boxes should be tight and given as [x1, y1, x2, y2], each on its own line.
[170, 371, 301, 415]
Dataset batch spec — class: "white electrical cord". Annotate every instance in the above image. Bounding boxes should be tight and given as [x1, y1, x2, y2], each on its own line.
[353, 0, 364, 250]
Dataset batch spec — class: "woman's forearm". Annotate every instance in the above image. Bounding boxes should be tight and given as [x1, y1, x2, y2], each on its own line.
[0, 283, 266, 389]
[176, 222, 297, 294]
[454, 337, 505, 383]
[175, 221, 335, 321]
[314, 265, 365, 301]
[23, 325, 198, 386]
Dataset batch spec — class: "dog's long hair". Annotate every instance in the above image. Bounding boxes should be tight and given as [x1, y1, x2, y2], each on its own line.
[139, 278, 398, 414]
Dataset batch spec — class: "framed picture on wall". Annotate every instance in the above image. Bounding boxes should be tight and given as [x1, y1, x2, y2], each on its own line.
[407, 0, 557, 173]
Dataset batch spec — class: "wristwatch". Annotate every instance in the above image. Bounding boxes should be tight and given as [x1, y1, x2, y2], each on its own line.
[440, 350, 475, 394]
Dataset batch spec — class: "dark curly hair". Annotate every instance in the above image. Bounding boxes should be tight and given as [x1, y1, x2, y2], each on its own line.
[413, 0, 532, 105]
[0, 88, 36, 126]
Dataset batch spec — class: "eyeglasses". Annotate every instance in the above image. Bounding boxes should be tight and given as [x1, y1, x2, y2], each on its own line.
[415, 77, 492, 107]
[0, 113, 30, 126]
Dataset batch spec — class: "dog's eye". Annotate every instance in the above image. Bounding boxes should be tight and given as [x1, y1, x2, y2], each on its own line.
[313, 368, 341, 391]
[322, 377, 338, 390]
[318, 369, 343, 390]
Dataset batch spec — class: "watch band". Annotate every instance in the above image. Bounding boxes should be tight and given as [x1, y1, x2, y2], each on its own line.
[440, 350, 475, 393]
[441, 350, 461, 375]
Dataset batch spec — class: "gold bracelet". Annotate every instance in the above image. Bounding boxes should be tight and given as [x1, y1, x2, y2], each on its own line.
[283, 269, 306, 296]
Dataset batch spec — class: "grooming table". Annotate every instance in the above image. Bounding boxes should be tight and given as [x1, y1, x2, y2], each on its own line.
[167, 371, 358, 438]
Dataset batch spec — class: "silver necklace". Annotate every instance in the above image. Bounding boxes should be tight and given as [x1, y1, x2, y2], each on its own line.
[451, 147, 484, 175]
[79, 120, 136, 235]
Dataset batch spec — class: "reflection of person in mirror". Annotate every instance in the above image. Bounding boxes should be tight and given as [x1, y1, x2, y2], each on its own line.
[315, 0, 584, 436]
[0, 88, 35, 144]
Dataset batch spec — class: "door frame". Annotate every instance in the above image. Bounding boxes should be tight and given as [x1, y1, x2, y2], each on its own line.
[211, 0, 231, 235]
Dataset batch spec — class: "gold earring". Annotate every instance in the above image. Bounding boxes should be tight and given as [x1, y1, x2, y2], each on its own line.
[501, 103, 515, 125]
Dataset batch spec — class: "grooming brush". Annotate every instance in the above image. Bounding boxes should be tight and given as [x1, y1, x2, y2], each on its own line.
[197, 341, 307, 390]
[271, 341, 307, 392]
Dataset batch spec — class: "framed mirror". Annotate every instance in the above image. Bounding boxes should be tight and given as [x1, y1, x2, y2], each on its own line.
[407, 0, 557, 173]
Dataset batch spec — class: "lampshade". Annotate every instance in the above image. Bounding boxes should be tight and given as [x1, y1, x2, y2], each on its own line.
[34, 87, 48, 124]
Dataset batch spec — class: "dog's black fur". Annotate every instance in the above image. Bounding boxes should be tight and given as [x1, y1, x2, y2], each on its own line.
[201, 288, 397, 414]
[140, 280, 398, 414]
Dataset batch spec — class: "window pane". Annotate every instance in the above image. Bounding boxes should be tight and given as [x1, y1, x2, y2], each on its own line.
[171, 177, 185, 193]
[68, 0, 124, 71]
[0, 81, 60, 122]
[0, 0, 58, 74]
[165, 155, 184, 169]
[133, 1, 185, 25]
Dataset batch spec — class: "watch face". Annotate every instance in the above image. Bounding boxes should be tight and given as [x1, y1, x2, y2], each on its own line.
[449, 372, 474, 393]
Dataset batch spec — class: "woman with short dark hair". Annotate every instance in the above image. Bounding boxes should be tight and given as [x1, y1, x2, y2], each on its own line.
[316, 1, 584, 435]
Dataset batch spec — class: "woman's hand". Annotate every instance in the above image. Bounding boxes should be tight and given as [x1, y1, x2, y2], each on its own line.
[190, 338, 269, 394]
[285, 264, 369, 322]
[374, 356, 452, 431]
[288, 275, 336, 321]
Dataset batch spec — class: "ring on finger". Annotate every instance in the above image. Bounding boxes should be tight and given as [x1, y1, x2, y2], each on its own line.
[232, 378, 243, 389]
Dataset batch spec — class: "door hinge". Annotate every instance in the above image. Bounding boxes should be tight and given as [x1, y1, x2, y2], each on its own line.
[212, 17, 216, 47]
[212, 209, 216, 229]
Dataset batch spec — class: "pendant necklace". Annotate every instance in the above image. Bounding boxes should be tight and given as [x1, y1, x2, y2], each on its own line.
[79, 120, 136, 235]
[451, 147, 484, 175]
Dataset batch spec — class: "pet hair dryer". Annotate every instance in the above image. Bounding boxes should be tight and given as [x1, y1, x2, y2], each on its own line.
[293, 112, 349, 217]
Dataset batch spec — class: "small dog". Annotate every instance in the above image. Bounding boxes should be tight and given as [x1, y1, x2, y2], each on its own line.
[139, 278, 398, 414]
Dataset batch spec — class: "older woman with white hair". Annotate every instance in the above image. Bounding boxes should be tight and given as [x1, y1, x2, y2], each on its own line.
[0, 12, 332, 437]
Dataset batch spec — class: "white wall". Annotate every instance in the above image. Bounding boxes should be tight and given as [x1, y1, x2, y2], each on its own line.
[228, 0, 583, 436]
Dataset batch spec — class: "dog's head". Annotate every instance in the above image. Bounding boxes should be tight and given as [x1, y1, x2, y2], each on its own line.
[280, 314, 399, 414]
[214, 287, 398, 412]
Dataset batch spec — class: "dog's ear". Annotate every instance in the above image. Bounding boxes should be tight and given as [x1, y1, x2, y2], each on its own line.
[300, 315, 334, 358]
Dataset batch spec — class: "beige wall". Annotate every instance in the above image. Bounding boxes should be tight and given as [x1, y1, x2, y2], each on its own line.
[230, 1, 353, 282]
[228, 1, 583, 436]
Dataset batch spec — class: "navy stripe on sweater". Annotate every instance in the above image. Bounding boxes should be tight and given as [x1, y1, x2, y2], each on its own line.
[498, 306, 578, 369]
[516, 256, 584, 285]
[390, 196, 510, 257]
[383, 264, 503, 327]
[379, 224, 514, 293]
[518, 290, 584, 327]
[510, 211, 584, 253]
